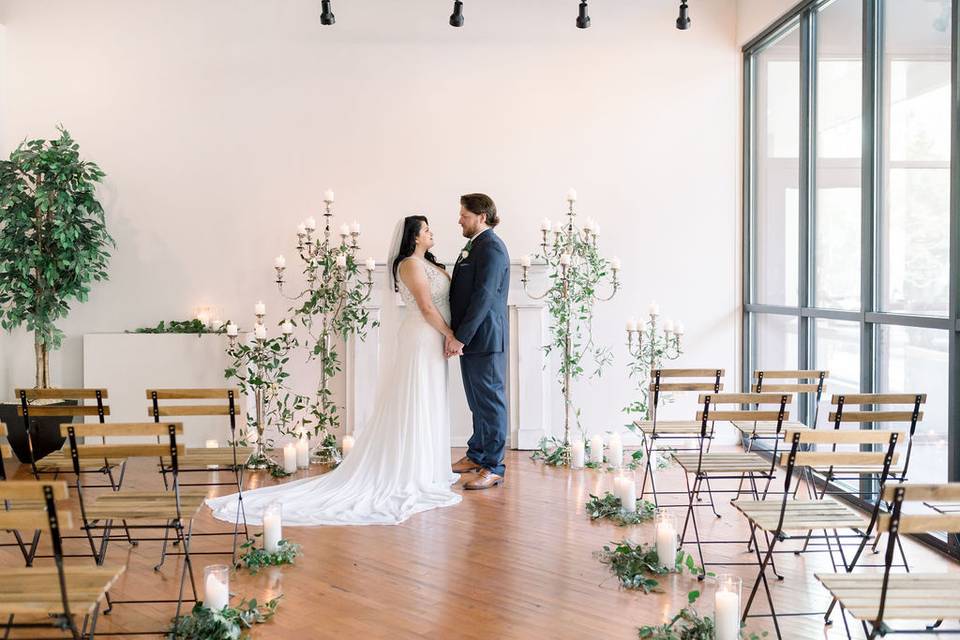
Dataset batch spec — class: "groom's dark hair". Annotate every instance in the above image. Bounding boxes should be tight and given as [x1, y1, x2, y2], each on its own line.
[460, 193, 499, 227]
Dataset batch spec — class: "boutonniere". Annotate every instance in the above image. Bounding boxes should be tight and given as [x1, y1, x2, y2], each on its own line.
[460, 250, 470, 261]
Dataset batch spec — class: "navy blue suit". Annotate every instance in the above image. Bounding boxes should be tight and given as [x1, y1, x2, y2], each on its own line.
[450, 228, 510, 476]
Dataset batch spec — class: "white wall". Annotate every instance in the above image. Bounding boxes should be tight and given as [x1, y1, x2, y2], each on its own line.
[0, 0, 741, 441]
[737, 0, 800, 45]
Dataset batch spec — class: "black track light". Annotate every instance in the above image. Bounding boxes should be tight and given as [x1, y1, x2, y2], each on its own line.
[449, 1, 464, 27]
[676, 1, 690, 30]
[576, 1, 591, 29]
[320, 0, 335, 26]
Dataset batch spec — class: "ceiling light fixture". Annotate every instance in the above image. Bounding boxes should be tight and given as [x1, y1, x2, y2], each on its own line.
[320, 0, 335, 26]
[676, 1, 690, 30]
[576, 1, 591, 29]
[449, 1, 465, 27]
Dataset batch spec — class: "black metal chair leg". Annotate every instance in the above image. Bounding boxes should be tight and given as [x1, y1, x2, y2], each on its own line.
[154, 519, 174, 571]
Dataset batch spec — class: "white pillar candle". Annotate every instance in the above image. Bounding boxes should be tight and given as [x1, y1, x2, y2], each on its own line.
[254, 301, 266, 316]
[323, 189, 335, 202]
[262, 502, 282, 553]
[655, 511, 677, 569]
[520, 255, 532, 268]
[566, 187, 578, 202]
[540, 218, 552, 232]
[335, 254, 347, 268]
[304, 216, 317, 231]
[226, 322, 238, 337]
[339, 223, 351, 237]
[282, 443, 297, 474]
[203, 566, 229, 611]
[295, 437, 309, 469]
[297, 223, 307, 236]
[675, 322, 685, 336]
[205, 439, 218, 448]
[621, 477, 637, 513]
[649, 448, 658, 472]
[342, 435, 355, 456]
[365, 257, 376, 272]
[648, 301, 660, 317]
[663, 319, 675, 333]
[626, 317, 638, 332]
[274, 255, 286, 269]
[610, 256, 621, 271]
[607, 433, 623, 468]
[589, 434, 604, 464]
[570, 440, 585, 469]
[612, 475, 626, 503]
[559, 253, 572, 267]
[714, 575, 742, 640]
[247, 426, 258, 444]
[281, 320, 294, 336]
[254, 324, 266, 340]
[350, 221, 361, 235]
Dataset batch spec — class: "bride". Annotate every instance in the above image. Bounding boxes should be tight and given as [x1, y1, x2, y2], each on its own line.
[206, 215, 462, 526]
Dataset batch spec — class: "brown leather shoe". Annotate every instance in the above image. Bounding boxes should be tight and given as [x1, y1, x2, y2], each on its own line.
[464, 469, 504, 490]
[452, 456, 482, 473]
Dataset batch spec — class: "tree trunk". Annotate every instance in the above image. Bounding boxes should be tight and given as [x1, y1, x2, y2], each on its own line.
[34, 336, 49, 389]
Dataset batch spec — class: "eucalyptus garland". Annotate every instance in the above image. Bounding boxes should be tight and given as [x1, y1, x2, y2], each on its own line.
[130, 319, 225, 336]
[637, 590, 767, 640]
[596, 539, 706, 593]
[585, 492, 656, 526]
[169, 596, 281, 640]
[238, 535, 302, 574]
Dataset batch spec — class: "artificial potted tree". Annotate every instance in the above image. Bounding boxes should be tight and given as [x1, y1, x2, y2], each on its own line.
[0, 127, 113, 461]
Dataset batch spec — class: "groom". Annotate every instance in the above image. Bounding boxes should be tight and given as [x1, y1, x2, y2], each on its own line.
[447, 193, 510, 490]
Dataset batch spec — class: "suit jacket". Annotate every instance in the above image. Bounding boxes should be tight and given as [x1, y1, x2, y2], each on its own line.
[449, 229, 510, 355]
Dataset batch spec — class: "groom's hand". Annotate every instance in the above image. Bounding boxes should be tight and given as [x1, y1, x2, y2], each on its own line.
[445, 335, 465, 358]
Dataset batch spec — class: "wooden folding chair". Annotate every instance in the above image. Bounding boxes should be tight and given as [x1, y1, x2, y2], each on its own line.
[62, 422, 203, 627]
[817, 483, 960, 639]
[0, 480, 125, 640]
[735, 429, 901, 640]
[15, 388, 127, 491]
[146, 388, 250, 563]
[633, 368, 725, 506]
[732, 369, 828, 450]
[674, 392, 792, 577]
[0, 423, 43, 565]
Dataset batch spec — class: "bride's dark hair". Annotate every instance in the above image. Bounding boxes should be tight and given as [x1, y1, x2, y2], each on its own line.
[391, 215, 446, 292]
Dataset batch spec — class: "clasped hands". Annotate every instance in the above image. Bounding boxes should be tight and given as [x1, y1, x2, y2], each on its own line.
[444, 335, 465, 359]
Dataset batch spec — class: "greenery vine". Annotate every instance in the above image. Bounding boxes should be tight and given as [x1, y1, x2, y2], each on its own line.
[596, 539, 706, 593]
[585, 492, 656, 526]
[238, 535, 302, 574]
[169, 597, 281, 640]
[637, 590, 767, 640]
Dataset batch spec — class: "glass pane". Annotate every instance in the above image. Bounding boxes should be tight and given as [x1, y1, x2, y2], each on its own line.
[814, 0, 861, 310]
[814, 319, 860, 428]
[880, 0, 951, 316]
[878, 325, 948, 486]
[754, 26, 800, 306]
[754, 313, 801, 425]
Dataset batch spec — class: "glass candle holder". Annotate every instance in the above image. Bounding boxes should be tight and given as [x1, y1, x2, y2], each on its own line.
[714, 574, 742, 640]
[654, 509, 678, 570]
[263, 501, 283, 553]
[203, 564, 230, 611]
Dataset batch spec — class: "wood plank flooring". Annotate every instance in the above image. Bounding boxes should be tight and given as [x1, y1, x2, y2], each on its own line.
[2, 449, 958, 638]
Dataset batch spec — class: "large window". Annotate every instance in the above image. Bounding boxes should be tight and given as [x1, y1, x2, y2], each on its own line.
[743, 0, 957, 548]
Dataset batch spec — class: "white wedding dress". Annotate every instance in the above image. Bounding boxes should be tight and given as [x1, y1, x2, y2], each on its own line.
[206, 257, 461, 526]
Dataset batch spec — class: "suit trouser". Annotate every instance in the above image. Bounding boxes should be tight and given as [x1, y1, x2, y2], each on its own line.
[460, 351, 508, 476]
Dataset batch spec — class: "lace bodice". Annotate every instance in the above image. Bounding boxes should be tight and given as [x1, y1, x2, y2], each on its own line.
[398, 257, 451, 320]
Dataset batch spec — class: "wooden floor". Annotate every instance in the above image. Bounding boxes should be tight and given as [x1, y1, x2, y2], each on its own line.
[3, 449, 959, 639]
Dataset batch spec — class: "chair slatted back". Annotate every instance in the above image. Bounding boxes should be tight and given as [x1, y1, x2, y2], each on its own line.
[61, 423, 185, 477]
[752, 369, 828, 426]
[828, 393, 925, 481]
[146, 388, 239, 437]
[697, 392, 792, 434]
[647, 369, 724, 427]
[14, 388, 111, 472]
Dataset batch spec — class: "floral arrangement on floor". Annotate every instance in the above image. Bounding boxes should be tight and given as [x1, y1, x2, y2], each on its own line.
[169, 597, 281, 640]
[238, 535, 302, 574]
[637, 590, 767, 640]
[585, 492, 656, 526]
[596, 539, 705, 593]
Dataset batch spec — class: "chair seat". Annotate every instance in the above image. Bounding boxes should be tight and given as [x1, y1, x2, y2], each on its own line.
[733, 498, 868, 532]
[160, 446, 253, 468]
[672, 452, 773, 474]
[84, 491, 206, 521]
[816, 573, 960, 620]
[0, 565, 125, 616]
[634, 420, 719, 435]
[34, 449, 125, 472]
[810, 464, 905, 476]
[731, 420, 810, 436]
